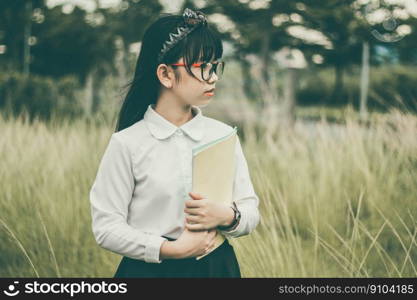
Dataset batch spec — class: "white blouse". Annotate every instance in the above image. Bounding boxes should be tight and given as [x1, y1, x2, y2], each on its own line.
[89, 104, 260, 264]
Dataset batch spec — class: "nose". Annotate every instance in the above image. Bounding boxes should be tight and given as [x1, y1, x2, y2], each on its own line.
[207, 71, 219, 83]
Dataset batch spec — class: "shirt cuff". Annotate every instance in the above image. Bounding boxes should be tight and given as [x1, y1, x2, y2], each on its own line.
[144, 235, 168, 263]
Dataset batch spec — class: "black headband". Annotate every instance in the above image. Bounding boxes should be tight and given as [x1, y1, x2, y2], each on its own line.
[158, 8, 208, 63]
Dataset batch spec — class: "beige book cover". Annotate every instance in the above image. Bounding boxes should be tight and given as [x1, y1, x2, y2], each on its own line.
[191, 126, 238, 260]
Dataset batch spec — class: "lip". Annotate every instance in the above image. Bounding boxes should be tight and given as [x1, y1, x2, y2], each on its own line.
[204, 88, 215, 93]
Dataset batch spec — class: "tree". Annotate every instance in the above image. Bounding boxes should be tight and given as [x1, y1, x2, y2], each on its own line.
[103, 0, 163, 79]
[0, 0, 44, 71]
[297, 0, 364, 104]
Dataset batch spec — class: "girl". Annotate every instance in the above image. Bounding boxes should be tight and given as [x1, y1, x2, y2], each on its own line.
[89, 8, 260, 278]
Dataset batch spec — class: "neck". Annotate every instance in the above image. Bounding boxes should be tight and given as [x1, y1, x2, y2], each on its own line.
[154, 91, 195, 127]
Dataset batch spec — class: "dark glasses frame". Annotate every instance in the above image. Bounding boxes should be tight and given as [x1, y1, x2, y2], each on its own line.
[169, 61, 225, 82]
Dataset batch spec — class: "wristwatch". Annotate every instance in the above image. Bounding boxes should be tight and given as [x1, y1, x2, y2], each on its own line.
[218, 201, 241, 231]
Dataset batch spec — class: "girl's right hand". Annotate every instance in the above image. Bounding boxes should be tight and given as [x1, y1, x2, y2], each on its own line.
[173, 227, 218, 259]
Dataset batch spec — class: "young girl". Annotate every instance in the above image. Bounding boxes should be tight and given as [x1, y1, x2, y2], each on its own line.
[89, 8, 260, 278]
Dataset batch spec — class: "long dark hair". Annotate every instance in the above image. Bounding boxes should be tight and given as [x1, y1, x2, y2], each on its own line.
[114, 11, 223, 132]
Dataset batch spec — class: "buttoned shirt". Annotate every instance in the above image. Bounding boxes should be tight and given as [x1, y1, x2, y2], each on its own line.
[89, 104, 260, 263]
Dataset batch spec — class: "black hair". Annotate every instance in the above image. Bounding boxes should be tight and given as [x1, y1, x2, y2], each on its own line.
[114, 12, 223, 132]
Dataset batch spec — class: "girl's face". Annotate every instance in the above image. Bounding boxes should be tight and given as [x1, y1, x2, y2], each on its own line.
[170, 57, 219, 107]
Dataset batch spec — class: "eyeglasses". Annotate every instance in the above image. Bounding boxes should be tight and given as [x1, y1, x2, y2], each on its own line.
[170, 61, 225, 82]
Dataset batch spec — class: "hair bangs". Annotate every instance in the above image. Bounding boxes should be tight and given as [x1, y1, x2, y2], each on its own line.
[181, 26, 223, 77]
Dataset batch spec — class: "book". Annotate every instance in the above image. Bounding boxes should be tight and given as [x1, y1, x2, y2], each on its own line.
[191, 126, 238, 260]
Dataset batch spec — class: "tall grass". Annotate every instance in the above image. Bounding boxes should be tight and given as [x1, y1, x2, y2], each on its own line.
[235, 107, 417, 277]
[0, 105, 416, 277]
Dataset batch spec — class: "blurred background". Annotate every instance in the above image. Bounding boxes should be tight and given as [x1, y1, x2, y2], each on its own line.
[0, 0, 416, 277]
[2, 0, 417, 125]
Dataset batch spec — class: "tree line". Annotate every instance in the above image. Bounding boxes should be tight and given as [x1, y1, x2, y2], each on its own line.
[0, 0, 416, 123]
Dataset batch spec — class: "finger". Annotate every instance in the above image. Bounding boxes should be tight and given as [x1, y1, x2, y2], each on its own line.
[205, 240, 213, 250]
[185, 222, 204, 231]
[206, 242, 216, 253]
[185, 215, 199, 223]
[208, 233, 216, 243]
[185, 200, 201, 208]
[189, 192, 204, 199]
[184, 207, 200, 215]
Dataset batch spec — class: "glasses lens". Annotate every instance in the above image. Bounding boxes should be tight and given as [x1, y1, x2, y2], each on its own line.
[202, 62, 224, 81]
[201, 63, 211, 81]
[217, 62, 224, 79]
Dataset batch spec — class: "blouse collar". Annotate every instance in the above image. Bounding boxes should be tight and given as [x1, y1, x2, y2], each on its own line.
[144, 104, 205, 141]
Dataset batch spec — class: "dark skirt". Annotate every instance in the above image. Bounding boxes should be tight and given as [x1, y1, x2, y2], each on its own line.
[113, 237, 241, 278]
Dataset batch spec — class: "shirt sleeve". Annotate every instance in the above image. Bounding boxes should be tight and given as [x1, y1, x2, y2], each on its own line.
[218, 135, 261, 238]
[89, 133, 167, 263]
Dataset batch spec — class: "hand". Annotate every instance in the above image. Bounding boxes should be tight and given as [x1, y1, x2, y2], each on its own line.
[172, 226, 218, 259]
[184, 192, 234, 231]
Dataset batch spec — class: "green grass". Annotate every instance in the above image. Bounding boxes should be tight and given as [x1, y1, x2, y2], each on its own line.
[0, 106, 416, 277]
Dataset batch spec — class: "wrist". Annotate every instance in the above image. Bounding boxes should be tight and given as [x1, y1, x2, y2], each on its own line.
[160, 240, 181, 260]
[219, 206, 235, 227]
[218, 202, 241, 231]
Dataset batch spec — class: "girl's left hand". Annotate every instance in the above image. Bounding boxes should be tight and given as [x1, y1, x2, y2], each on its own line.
[184, 192, 233, 231]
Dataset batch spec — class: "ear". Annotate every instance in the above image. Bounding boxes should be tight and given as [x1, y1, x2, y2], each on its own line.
[156, 64, 174, 89]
